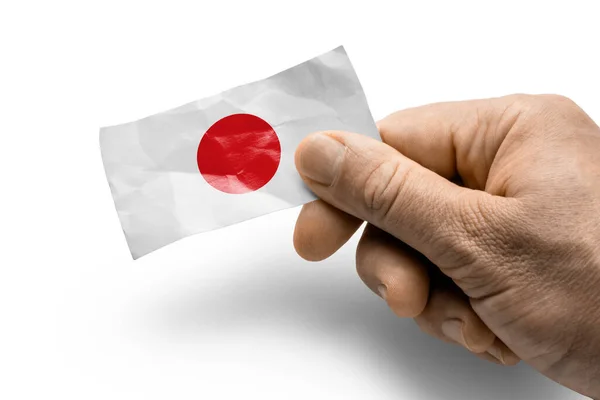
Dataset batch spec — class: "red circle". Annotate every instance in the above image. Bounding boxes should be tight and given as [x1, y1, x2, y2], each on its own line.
[197, 114, 281, 194]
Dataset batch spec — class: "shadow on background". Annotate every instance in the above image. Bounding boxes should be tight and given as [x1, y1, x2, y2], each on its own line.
[147, 245, 575, 400]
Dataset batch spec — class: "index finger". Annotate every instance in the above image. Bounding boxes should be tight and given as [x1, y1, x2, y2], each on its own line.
[377, 95, 524, 190]
[293, 200, 363, 261]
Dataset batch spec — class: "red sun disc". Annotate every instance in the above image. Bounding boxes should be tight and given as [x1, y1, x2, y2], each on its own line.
[197, 114, 281, 194]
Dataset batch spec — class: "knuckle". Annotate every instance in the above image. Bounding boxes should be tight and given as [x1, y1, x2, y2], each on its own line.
[501, 94, 587, 134]
[538, 93, 577, 108]
[536, 94, 587, 120]
[363, 160, 413, 219]
[500, 93, 580, 113]
[517, 94, 594, 141]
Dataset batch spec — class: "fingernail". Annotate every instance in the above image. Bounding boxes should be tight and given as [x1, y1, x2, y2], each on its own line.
[377, 284, 387, 300]
[487, 343, 520, 365]
[487, 343, 505, 364]
[441, 319, 467, 347]
[297, 133, 345, 185]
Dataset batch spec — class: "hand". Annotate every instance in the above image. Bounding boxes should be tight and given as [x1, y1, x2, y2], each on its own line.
[293, 94, 600, 398]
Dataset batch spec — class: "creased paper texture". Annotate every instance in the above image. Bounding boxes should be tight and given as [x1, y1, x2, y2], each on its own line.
[100, 46, 379, 259]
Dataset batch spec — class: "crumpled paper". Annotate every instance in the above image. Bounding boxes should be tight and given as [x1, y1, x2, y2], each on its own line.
[100, 46, 379, 259]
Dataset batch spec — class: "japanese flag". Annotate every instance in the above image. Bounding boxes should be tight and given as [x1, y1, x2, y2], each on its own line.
[100, 46, 379, 259]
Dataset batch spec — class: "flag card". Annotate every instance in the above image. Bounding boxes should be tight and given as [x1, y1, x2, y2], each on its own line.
[100, 46, 379, 258]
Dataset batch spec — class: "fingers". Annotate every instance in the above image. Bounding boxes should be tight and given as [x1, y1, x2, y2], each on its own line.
[293, 200, 362, 261]
[485, 338, 520, 366]
[295, 130, 500, 267]
[414, 280, 519, 365]
[354, 223, 519, 365]
[356, 224, 429, 317]
[415, 285, 494, 353]
[377, 95, 525, 189]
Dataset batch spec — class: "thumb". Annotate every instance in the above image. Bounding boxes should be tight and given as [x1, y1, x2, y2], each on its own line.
[295, 130, 502, 268]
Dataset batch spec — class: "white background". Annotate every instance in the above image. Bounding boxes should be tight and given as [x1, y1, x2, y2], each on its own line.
[1, 1, 598, 399]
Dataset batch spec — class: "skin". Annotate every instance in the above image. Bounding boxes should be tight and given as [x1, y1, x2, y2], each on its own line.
[293, 94, 600, 398]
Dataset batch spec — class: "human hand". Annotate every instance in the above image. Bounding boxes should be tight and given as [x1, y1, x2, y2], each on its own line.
[293, 94, 600, 398]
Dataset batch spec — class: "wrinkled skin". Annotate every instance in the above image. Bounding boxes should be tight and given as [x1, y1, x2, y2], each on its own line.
[293, 94, 600, 398]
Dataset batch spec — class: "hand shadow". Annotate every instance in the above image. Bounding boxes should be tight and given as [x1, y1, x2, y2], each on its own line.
[146, 238, 579, 400]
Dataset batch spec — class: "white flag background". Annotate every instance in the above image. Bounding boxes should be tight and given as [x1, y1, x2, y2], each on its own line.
[100, 46, 379, 259]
